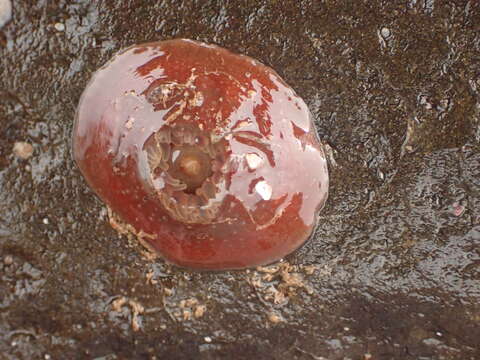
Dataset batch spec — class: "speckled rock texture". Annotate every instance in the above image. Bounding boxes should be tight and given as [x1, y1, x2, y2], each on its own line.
[0, 1, 479, 359]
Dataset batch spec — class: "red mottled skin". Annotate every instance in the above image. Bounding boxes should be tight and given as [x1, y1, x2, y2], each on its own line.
[73, 39, 328, 270]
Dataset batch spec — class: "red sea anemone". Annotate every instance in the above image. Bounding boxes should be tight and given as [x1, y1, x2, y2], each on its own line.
[73, 39, 328, 270]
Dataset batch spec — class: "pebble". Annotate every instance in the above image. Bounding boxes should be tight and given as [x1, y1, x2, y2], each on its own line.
[0, 0, 12, 29]
[54, 22, 65, 31]
[4, 255, 13, 265]
[13, 142, 34, 159]
[268, 312, 283, 324]
[380, 27, 391, 38]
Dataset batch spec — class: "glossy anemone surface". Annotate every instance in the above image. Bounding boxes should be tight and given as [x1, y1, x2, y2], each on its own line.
[73, 39, 329, 270]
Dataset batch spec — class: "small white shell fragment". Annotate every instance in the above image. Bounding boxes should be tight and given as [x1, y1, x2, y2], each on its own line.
[380, 27, 391, 38]
[13, 142, 34, 159]
[54, 22, 65, 31]
[0, 0, 12, 29]
[255, 180, 272, 201]
[245, 153, 263, 170]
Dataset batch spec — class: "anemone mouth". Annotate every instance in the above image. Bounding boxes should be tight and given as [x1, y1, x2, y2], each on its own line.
[143, 123, 229, 224]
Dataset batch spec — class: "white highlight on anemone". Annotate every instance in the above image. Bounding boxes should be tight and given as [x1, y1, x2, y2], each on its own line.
[255, 180, 272, 201]
[245, 153, 263, 170]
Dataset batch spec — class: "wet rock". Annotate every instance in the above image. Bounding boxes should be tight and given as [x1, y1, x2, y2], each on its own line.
[0, 0, 11, 29]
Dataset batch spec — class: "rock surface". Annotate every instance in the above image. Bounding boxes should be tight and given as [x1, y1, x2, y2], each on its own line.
[0, 1, 479, 359]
